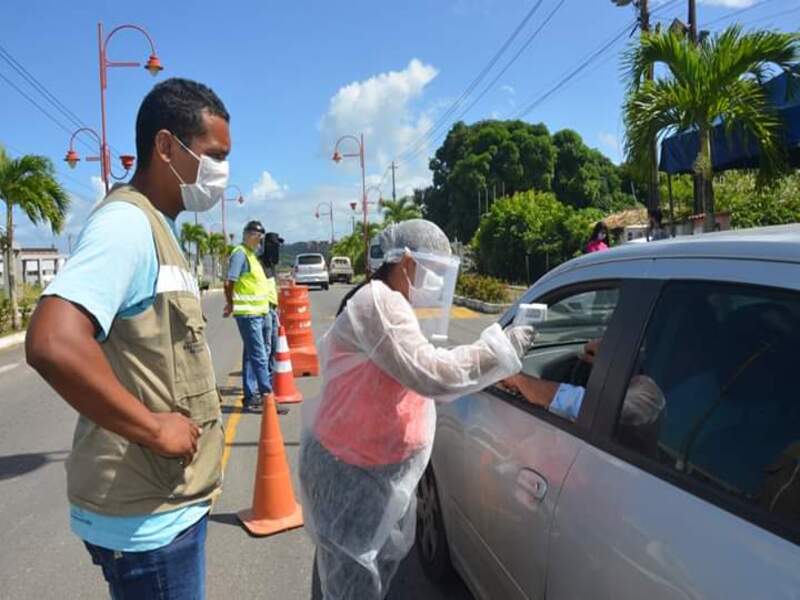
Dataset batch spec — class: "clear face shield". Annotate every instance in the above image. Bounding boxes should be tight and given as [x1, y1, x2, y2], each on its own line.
[392, 250, 461, 342]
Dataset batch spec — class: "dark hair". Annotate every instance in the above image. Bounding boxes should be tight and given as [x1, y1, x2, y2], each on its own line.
[135, 77, 230, 169]
[589, 221, 609, 242]
[336, 262, 394, 317]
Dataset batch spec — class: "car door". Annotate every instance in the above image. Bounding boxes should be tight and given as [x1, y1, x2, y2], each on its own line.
[548, 263, 800, 599]
[453, 280, 645, 600]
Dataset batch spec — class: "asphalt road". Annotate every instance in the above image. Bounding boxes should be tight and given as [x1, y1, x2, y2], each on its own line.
[0, 286, 496, 599]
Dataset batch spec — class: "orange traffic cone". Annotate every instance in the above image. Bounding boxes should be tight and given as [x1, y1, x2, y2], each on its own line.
[237, 394, 304, 537]
[274, 327, 303, 405]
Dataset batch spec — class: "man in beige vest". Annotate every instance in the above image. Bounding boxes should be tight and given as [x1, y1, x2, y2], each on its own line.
[26, 78, 230, 599]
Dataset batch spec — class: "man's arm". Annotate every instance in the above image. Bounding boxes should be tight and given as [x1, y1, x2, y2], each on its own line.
[26, 297, 200, 462]
[223, 281, 234, 317]
[501, 373, 559, 408]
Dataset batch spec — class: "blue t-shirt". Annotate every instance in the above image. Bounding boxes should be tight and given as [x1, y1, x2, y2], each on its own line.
[226, 247, 249, 282]
[44, 200, 209, 551]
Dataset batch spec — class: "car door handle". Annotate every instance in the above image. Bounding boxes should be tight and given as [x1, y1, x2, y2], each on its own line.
[517, 468, 548, 503]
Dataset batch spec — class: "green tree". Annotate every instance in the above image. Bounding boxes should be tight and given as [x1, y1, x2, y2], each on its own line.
[624, 25, 800, 232]
[715, 170, 800, 228]
[0, 146, 69, 330]
[330, 222, 383, 275]
[381, 197, 422, 224]
[472, 190, 600, 283]
[179, 222, 208, 275]
[207, 232, 227, 282]
[423, 120, 629, 242]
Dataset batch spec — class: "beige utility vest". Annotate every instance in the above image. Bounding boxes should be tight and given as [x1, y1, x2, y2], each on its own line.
[66, 185, 224, 516]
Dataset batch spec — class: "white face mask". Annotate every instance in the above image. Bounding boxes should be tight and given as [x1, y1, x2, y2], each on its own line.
[169, 134, 229, 212]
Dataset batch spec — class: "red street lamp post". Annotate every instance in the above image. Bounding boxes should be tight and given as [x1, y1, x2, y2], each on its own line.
[64, 126, 134, 183]
[97, 22, 164, 193]
[315, 201, 335, 245]
[221, 184, 245, 244]
[332, 133, 368, 273]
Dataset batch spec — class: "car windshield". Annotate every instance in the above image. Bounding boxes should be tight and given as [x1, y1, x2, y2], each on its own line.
[298, 255, 323, 265]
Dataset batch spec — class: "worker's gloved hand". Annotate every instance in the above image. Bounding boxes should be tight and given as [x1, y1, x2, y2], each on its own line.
[505, 325, 536, 358]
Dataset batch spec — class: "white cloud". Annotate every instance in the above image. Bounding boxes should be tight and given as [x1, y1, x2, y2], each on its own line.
[90, 176, 105, 204]
[598, 132, 623, 164]
[500, 84, 515, 96]
[698, 0, 756, 6]
[249, 170, 288, 202]
[319, 58, 439, 190]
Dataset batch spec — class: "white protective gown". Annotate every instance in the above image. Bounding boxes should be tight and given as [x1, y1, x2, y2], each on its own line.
[299, 280, 524, 599]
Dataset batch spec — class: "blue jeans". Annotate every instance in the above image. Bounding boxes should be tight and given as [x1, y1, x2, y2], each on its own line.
[236, 314, 273, 403]
[84, 515, 207, 600]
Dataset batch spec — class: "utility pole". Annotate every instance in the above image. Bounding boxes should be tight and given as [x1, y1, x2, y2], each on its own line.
[390, 161, 398, 202]
[689, 0, 697, 44]
[639, 0, 661, 212]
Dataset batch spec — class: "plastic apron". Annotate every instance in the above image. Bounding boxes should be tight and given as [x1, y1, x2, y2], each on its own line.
[299, 280, 522, 599]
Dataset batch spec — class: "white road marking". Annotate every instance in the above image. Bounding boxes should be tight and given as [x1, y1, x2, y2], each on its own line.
[0, 362, 20, 375]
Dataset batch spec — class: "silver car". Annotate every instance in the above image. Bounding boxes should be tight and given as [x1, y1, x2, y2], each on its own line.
[417, 225, 800, 600]
[293, 253, 329, 290]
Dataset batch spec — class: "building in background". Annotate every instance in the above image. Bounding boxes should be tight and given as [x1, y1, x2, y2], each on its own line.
[0, 244, 67, 290]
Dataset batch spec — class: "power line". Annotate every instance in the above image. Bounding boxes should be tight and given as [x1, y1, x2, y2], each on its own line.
[702, 0, 774, 28]
[744, 5, 800, 27]
[0, 70, 75, 136]
[0, 44, 124, 159]
[400, 0, 568, 164]
[0, 44, 87, 130]
[513, 20, 636, 120]
[395, 0, 548, 162]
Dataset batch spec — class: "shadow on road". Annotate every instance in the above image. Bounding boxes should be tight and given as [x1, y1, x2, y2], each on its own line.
[0, 450, 69, 481]
[208, 512, 241, 528]
[308, 546, 473, 600]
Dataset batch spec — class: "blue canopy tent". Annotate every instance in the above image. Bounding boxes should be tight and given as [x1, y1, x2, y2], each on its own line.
[659, 68, 800, 175]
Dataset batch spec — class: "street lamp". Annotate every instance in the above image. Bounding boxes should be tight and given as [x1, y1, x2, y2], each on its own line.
[314, 201, 335, 245]
[97, 22, 164, 193]
[332, 133, 368, 273]
[64, 127, 134, 184]
[221, 184, 245, 243]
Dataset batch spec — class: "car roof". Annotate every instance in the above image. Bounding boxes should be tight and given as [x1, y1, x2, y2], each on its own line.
[548, 225, 800, 280]
[295, 253, 324, 259]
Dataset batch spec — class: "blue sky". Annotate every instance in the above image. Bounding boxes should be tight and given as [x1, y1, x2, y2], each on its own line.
[2, 0, 798, 249]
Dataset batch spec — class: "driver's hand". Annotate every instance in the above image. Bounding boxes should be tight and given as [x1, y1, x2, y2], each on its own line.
[498, 375, 521, 394]
[580, 338, 601, 364]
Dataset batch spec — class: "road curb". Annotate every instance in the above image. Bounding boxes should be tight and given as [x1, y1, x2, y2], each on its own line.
[0, 331, 26, 351]
[453, 295, 512, 315]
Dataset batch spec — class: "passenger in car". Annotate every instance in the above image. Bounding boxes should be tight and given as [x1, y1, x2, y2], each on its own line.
[501, 339, 665, 455]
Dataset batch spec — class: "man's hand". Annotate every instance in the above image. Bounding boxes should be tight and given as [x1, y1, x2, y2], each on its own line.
[579, 338, 602, 364]
[223, 302, 233, 318]
[149, 413, 202, 464]
[498, 374, 522, 395]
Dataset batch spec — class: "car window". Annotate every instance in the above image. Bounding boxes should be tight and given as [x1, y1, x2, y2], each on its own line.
[370, 245, 383, 259]
[613, 281, 800, 534]
[499, 286, 621, 423]
[297, 255, 323, 265]
[532, 288, 619, 348]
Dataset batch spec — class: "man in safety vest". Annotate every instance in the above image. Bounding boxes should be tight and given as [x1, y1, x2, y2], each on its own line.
[224, 220, 283, 413]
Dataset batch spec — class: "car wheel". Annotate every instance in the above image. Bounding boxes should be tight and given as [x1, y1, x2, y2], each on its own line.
[416, 465, 454, 582]
[323, 283, 329, 291]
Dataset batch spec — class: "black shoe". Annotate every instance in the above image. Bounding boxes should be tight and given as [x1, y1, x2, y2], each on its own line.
[243, 400, 263, 413]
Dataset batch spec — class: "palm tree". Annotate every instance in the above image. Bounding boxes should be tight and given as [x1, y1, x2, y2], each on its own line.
[0, 146, 69, 330]
[179, 222, 208, 276]
[381, 197, 422, 224]
[624, 26, 800, 231]
[207, 232, 227, 283]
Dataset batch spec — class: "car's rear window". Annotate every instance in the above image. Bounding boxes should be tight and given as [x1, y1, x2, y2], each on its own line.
[297, 255, 324, 265]
[332, 259, 349, 266]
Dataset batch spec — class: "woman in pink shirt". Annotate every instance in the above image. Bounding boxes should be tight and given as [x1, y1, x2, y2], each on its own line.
[299, 219, 534, 600]
[585, 221, 610, 253]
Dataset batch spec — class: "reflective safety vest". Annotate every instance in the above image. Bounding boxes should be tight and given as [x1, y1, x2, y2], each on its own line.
[232, 245, 273, 316]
